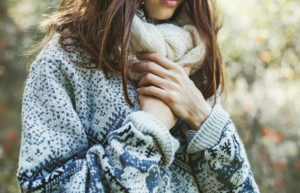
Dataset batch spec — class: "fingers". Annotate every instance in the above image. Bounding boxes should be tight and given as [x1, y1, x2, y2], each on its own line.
[132, 60, 169, 78]
[138, 73, 165, 88]
[136, 52, 178, 70]
[137, 86, 168, 102]
[138, 73, 178, 91]
[135, 52, 191, 79]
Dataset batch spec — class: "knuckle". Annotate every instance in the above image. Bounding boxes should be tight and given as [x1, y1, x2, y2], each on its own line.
[173, 83, 181, 90]
[167, 82, 177, 90]
[177, 66, 185, 74]
[147, 62, 155, 71]
[145, 62, 152, 69]
[167, 92, 176, 103]
[152, 52, 161, 60]
[145, 73, 153, 81]
[148, 86, 156, 92]
[168, 71, 176, 78]
[165, 71, 174, 80]
[169, 72, 180, 82]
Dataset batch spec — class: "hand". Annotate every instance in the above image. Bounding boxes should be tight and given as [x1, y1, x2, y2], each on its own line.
[138, 94, 178, 130]
[133, 52, 212, 131]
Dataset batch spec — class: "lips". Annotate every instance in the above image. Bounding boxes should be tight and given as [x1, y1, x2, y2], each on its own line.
[161, 0, 178, 6]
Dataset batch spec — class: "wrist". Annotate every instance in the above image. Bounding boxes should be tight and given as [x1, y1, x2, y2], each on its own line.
[142, 108, 175, 130]
[187, 102, 212, 131]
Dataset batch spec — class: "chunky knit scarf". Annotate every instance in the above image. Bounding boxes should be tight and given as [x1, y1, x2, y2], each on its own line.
[128, 3, 206, 81]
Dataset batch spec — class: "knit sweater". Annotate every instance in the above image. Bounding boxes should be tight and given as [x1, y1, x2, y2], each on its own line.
[17, 34, 260, 193]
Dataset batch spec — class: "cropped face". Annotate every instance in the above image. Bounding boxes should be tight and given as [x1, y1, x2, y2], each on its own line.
[143, 0, 184, 24]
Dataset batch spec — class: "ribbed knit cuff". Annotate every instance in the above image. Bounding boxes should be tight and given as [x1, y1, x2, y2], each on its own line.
[186, 103, 230, 153]
[185, 129, 198, 142]
[124, 111, 180, 166]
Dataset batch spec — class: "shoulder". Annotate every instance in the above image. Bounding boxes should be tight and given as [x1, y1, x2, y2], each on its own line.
[28, 33, 96, 80]
[28, 34, 72, 76]
[35, 33, 69, 65]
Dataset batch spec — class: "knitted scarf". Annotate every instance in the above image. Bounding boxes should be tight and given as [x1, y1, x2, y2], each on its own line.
[128, 3, 206, 81]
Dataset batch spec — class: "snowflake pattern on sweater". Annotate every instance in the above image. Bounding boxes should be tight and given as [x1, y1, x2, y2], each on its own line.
[17, 34, 260, 193]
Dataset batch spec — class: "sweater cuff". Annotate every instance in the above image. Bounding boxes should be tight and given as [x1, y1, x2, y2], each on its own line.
[124, 111, 180, 166]
[186, 103, 230, 153]
[184, 129, 198, 143]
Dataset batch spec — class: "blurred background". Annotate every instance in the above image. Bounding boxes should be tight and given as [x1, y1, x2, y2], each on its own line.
[0, 0, 299, 192]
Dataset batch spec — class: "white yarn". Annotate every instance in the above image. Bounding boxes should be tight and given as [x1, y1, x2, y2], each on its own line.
[128, 5, 206, 81]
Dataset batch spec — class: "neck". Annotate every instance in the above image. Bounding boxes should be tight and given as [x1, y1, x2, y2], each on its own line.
[148, 17, 160, 24]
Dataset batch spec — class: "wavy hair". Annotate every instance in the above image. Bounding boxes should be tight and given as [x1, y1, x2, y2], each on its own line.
[30, 0, 227, 107]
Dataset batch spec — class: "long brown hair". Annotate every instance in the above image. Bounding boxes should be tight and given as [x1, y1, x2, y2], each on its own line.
[30, 0, 227, 107]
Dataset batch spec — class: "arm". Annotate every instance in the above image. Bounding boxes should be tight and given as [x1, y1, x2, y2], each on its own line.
[130, 52, 259, 192]
[183, 91, 260, 192]
[17, 57, 179, 193]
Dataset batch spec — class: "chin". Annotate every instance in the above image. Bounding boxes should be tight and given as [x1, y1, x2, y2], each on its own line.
[144, 0, 183, 22]
[151, 7, 177, 21]
[156, 12, 174, 20]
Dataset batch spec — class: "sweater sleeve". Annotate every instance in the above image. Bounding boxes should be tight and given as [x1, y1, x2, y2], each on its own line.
[17, 57, 179, 193]
[182, 85, 223, 145]
[181, 88, 260, 192]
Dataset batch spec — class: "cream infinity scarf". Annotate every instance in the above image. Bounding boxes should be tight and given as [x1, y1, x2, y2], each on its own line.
[128, 3, 206, 81]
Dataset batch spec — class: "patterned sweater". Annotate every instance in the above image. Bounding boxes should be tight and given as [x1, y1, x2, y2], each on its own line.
[17, 34, 260, 193]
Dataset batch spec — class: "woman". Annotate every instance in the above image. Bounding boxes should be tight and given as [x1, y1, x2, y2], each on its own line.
[17, 0, 260, 192]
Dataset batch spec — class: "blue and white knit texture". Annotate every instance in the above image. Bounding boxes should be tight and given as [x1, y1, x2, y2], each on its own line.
[17, 34, 260, 193]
